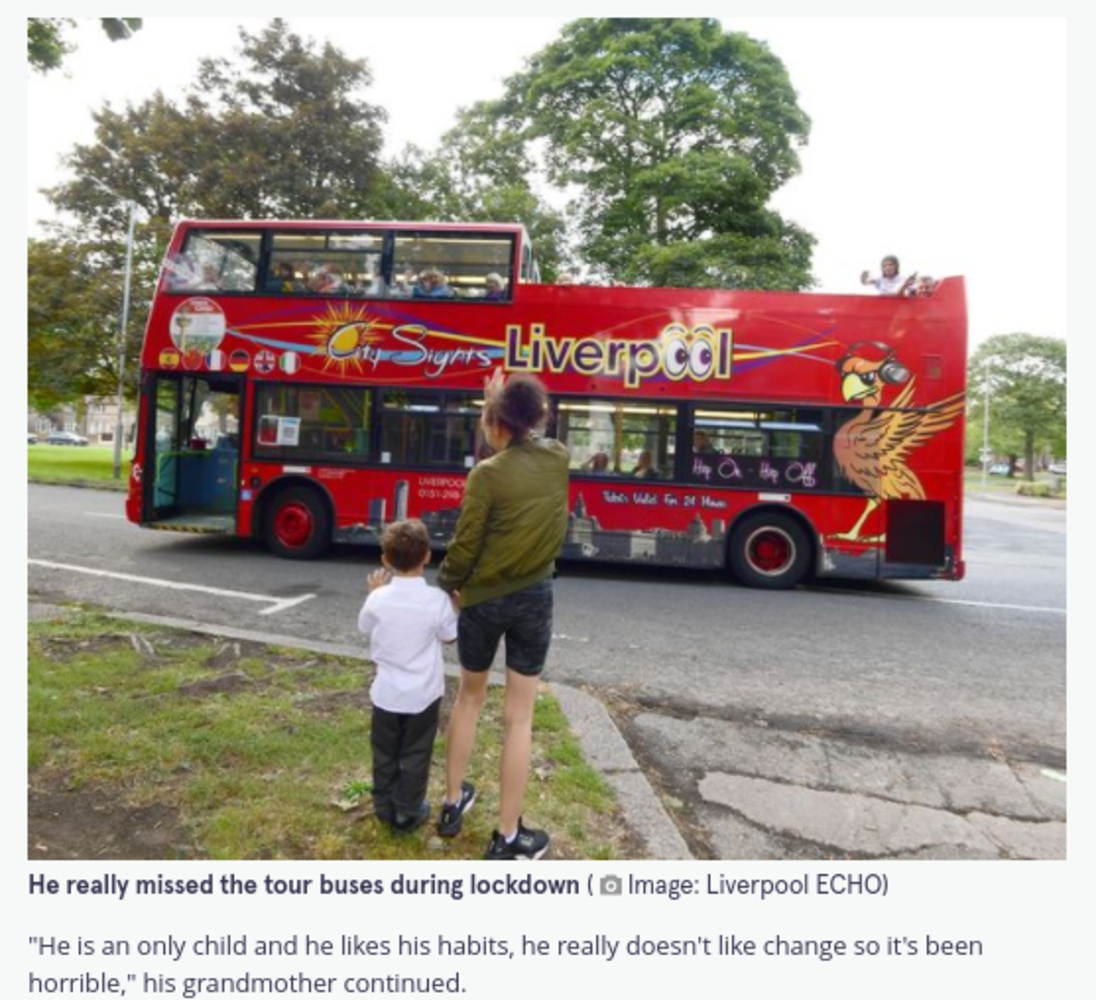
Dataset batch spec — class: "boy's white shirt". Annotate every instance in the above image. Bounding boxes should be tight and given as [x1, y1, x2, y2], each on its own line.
[358, 576, 458, 713]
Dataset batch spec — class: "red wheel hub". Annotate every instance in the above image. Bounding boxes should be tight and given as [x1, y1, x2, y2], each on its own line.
[748, 529, 792, 573]
[273, 502, 314, 549]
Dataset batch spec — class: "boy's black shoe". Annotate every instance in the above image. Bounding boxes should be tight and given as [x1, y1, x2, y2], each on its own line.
[483, 819, 549, 860]
[436, 782, 476, 837]
[392, 802, 430, 833]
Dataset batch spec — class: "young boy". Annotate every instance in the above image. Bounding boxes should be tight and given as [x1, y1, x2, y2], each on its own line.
[358, 519, 459, 832]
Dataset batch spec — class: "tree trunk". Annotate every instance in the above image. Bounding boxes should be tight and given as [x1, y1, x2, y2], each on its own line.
[1024, 430, 1036, 482]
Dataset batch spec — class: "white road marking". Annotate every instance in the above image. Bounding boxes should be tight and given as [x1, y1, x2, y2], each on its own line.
[86, 512, 126, 519]
[1041, 769, 1067, 783]
[28, 559, 315, 616]
[819, 588, 1065, 615]
[908, 596, 1065, 614]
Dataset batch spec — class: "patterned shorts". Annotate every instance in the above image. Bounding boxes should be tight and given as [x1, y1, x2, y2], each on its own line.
[457, 580, 554, 676]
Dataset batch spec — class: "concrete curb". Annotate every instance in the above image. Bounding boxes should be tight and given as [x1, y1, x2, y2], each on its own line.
[31, 603, 689, 860]
[549, 683, 693, 860]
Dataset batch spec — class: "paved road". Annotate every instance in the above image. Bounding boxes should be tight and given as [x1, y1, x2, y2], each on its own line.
[27, 484, 1066, 859]
[609, 492, 1066, 860]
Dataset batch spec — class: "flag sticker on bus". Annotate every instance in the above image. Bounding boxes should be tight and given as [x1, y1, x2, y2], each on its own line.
[229, 350, 250, 372]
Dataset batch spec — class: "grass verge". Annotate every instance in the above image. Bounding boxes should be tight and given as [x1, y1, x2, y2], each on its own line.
[963, 468, 1066, 500]
[28, 608, 635, 861]
[28, 444, 129, 489]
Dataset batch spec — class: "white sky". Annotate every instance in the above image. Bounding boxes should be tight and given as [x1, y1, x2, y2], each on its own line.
[24, 16, 1068, 352]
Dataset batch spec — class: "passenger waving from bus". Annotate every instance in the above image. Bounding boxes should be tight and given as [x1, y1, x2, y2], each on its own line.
[860, 255, 916, 296]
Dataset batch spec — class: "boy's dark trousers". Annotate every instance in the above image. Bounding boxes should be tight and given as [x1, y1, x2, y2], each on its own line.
[371, 697, 441, 822]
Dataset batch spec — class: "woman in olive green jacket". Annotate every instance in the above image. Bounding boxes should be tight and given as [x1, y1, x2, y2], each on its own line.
[435, 371, 569, 860]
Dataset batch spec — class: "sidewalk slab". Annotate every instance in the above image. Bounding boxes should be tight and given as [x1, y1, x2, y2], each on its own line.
[631, 712, 1066, 822]
[700, 772, 997, 857]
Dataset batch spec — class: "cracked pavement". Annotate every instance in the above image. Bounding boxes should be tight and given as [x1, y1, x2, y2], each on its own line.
[614, 708, 1065, 860]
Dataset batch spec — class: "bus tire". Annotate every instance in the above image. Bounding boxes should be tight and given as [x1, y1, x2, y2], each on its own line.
[262, 485, 331, 560]
[728, 512, 811, 590]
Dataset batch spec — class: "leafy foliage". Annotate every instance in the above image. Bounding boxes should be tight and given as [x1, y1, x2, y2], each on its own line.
[26, 234, 150, 410]
[492, 18, 815, 287]
[382, 106, 568, 278]
[28, 19, 141, 73]
[46, 20, 386, 225]
[967, 334, 1067, 479]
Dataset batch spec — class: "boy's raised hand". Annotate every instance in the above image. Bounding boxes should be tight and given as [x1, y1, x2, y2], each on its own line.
[367, 568, 391, 592]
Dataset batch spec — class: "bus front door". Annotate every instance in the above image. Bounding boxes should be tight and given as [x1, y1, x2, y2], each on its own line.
[147, 374, 241, 530]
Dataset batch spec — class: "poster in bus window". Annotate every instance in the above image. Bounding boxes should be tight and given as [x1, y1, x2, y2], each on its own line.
[258, 415, 279, 446]
[259, 415, 301, 447]
[277, 417, 301, 447]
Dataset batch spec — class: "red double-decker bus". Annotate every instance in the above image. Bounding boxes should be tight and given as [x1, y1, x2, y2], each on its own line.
[126, 219, 967, 589]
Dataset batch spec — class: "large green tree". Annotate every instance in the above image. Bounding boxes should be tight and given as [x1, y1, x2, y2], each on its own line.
[381, 106, 568, 278]
[28, 18, 142, 73]
[27, 234, 153, 410]
[967, 334, 1067, 480]
[45, 20, 387, 226]
[489, 18, 815, 287]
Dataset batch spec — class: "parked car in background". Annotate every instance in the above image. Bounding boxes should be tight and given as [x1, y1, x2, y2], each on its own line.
[988, 463, 1010, 476]
[28, 432, 37, 444]
[1048, 461, 1067, 476]
[46, 431, 89, 446]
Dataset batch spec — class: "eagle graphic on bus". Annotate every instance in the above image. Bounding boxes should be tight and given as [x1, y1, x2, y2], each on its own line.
[831, 341, 965, 543]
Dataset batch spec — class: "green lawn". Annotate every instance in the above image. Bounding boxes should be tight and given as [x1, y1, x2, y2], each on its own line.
[963, 468, 1066, 500]
[28, 444, 129, 488]
[28, 610, 630, 861]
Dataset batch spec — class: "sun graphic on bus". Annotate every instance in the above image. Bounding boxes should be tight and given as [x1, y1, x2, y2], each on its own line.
[309, 303, 389, 373]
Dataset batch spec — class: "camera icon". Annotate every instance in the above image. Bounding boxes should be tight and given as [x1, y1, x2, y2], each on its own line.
[599, 875, 623, 896]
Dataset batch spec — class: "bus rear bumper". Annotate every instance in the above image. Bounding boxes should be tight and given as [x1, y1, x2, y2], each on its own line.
[816, 543, 962, 583]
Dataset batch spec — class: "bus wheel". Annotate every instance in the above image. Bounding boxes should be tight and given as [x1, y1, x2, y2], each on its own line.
[263, 486, 331, 560]
[729, 512, 810, 589]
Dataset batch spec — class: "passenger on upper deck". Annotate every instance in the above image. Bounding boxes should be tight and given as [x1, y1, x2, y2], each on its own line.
[413, 269, 456, 299]
[195, 264, 223, 291]
[308, 264, 347, 294]
[267, 261, 301, 293]
[390, 270, 415, 298]
[353, 272, 386, 297]
[484, 273, 507, 300]
[860, 255, 916, 297]
[909, 275, 937, 298]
